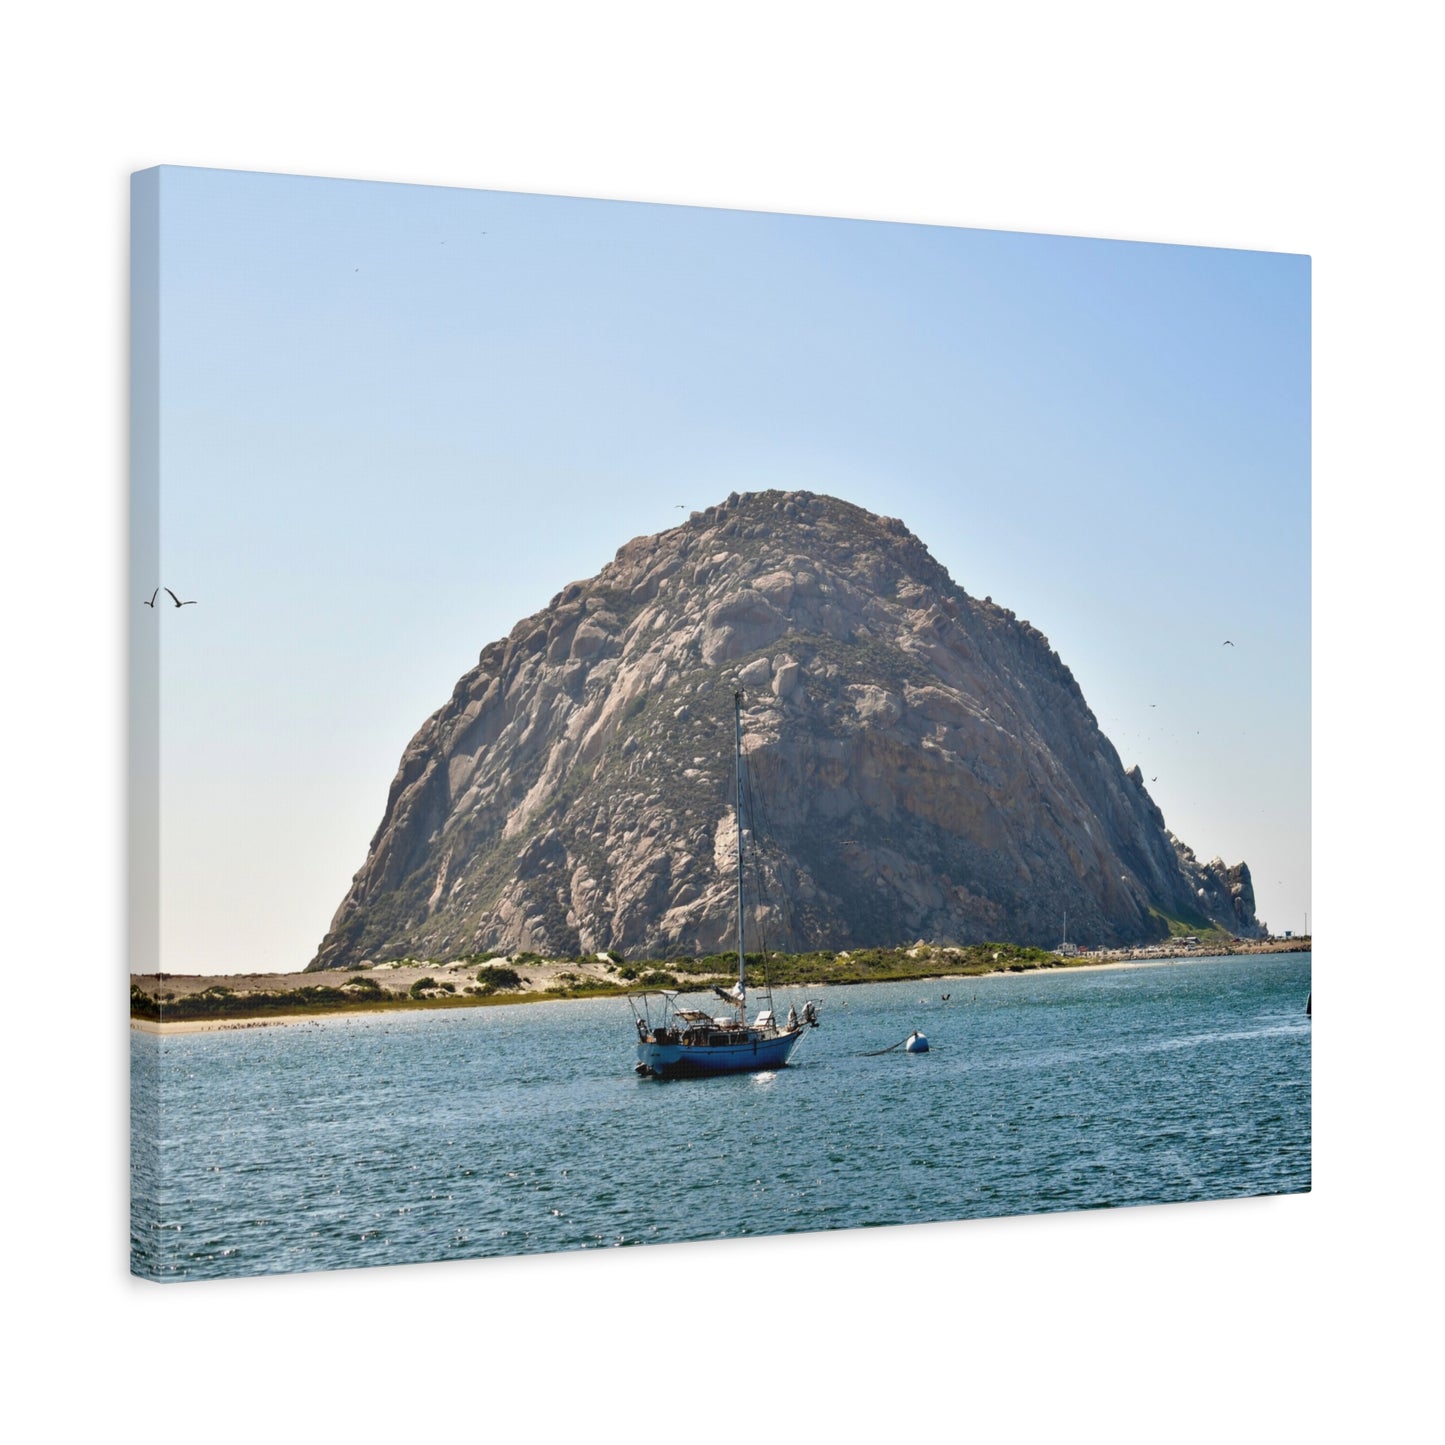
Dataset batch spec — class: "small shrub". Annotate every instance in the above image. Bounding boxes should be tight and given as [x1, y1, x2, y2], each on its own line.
[409, 977, 437, 999]
[475, 965, 523, 993]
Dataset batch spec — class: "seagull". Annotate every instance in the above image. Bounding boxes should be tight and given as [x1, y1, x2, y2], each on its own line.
[164, 588, 197, 608]
[142, 588, 158, 608]
[1222, 640, 1235, 647]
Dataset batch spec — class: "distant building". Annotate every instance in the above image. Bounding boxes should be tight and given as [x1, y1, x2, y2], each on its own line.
[1057, 940, 1081, 956]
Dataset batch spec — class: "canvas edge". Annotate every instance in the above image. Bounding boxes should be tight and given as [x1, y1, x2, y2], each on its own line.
[129, 166, 164, 1281]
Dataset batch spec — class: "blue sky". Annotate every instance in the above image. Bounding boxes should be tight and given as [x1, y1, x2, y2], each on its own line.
[148, 165, 1309, 972]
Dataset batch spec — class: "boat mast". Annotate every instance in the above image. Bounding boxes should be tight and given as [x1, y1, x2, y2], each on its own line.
[735, 689, 746, 1014]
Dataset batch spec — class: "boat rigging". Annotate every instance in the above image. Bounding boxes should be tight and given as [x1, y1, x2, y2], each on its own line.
[630, 689, 820, 1078]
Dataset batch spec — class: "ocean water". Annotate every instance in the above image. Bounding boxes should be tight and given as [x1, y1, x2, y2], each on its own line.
[131, 953, 1311, 1281]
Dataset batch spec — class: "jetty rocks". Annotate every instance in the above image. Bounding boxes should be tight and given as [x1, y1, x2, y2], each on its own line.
[308, 491, 1260, 970]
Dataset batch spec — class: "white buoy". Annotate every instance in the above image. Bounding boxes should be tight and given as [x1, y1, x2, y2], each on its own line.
[904, 1030, 929, 1053]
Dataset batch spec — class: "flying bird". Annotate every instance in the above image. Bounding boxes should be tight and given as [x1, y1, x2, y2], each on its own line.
[1222, 640, 1235, 647]
[164, 588, 197, 608]
[142, 588, 158, 608]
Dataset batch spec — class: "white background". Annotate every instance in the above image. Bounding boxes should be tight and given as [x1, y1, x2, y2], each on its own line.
[2, 3, 1437, 1441]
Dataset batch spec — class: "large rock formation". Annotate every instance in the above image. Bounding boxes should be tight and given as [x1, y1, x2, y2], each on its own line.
[308, 491, 1259, 969]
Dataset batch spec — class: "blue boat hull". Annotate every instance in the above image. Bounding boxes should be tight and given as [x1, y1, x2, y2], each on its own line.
[637, 1028, 804, 1078]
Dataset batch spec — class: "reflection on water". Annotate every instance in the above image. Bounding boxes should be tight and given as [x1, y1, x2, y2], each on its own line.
[132, 953, 1311, 1280]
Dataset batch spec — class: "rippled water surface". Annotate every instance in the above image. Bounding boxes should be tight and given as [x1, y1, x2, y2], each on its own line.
[131, 953, 1311, 1280]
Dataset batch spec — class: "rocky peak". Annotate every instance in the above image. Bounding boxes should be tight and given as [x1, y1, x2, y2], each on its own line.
[308, 490, 1259, 969]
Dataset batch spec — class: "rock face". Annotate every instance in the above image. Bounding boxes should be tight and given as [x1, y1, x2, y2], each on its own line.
[308, 491, 1260, 970]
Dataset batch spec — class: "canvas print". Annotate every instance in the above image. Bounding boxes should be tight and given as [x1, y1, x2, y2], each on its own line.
[129, 166, 1310, 1281]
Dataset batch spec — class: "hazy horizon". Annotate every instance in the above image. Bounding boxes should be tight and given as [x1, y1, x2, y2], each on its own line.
[139, 166, 1310, 974]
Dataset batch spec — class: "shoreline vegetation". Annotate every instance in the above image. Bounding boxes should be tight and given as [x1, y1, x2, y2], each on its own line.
[131, 936, 1311, 1031]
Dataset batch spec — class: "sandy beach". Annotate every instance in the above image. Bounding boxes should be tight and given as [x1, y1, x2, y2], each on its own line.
[131, 940, 1309, 1033]
[131, 1013, 346, 1036]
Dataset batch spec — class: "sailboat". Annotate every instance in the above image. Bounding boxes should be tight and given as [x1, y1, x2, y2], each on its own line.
[1056, 907, 1080, 957]
[631, 690, 820, 1078]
